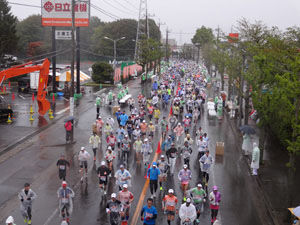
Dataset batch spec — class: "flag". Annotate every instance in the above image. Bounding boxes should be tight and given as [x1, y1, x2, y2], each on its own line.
[12, 93, 15, 101]
[144, 164, 150, 179]
[156, 141, 161, 154]
[32, 93, 35, 102]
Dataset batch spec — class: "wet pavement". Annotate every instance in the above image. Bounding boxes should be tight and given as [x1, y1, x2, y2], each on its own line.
[0, 77, 264, 225]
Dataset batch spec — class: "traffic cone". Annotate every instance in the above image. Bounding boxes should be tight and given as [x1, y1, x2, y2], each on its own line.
[29, 113, 34, 121]
[7, 113, 12, 123]
[169, 106, 173, 116]
[49, 109, 54, 119]
[30, 105, 34, 114]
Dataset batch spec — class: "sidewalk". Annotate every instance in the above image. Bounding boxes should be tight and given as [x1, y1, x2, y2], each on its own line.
[226, 109, 300, 225]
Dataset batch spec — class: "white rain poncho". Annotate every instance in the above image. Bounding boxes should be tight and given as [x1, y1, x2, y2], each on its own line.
[57, 187, 75, 217]
[18, 188, 37, 219]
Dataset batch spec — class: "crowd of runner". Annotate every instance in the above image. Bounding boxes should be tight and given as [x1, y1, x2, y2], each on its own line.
[6, 61, 222, 225]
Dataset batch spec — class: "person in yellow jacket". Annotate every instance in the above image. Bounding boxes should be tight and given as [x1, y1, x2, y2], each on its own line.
[154, 108, 161, 124]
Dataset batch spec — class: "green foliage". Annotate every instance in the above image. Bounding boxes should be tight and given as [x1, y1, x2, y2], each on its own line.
[136, 38, 163, 68]
[192, 26, 215, 48]
[92, 62, 114, 84]
[0, 0, 18, 62]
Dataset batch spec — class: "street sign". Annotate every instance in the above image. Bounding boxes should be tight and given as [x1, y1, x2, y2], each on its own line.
[55, 30, 72, 40]
[41, 0, 90, 27]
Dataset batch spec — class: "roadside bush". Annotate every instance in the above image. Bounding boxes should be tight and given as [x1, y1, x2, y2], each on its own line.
[92, 62, 113, 84]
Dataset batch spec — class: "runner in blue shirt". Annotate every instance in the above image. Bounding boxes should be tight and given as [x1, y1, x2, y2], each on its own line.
[141, 198, 158, 225]
[147, 162, 161, 198]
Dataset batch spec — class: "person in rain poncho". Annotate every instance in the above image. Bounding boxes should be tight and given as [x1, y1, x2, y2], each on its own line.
[18, 183, 37, 225]
[251, 142, 260, 175]
[6, 216, 16, 225]
[179, 198, 197, 225]
[57, 181, 75, 223]
[142, 138, 152, 168]
[242, 133, 252, 155]
[217, 98, 223, 119]
[209, 186, 221, 224]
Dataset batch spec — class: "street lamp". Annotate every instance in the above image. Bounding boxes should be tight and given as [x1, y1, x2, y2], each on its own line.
[104, 36, 126, 66]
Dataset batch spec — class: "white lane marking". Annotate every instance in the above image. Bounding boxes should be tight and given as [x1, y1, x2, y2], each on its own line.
[18, 94, 25, 99]
[63, 97, 69, 101]
[43, 209, 58, 225]
[56, 107, 70, 115]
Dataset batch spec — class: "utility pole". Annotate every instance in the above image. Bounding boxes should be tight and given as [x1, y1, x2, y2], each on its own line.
[166, 28, 169, 62]
[70, 0, 75, 142]
[52, 26, 56, 94]
[76, 27, 80, 94]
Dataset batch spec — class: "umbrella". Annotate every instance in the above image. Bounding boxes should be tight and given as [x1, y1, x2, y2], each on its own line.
[184, 113, 192, 118]
[64, 116, 75, 122]
[289, 206, 300, 219]
[239, 125, 256, 134]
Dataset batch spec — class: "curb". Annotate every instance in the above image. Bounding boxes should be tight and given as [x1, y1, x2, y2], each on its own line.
[226, 113, 281, 225]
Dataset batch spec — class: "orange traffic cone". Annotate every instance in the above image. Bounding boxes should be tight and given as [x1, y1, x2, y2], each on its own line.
[7, 113, 12, 123]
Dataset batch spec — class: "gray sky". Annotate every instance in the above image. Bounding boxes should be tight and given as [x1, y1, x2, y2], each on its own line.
[10, 0, 300, 44]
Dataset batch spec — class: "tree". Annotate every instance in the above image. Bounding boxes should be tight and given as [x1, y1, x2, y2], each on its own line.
[192, 26, 215, 48]
[92, 62, 114, 84]
[0, 0, 18, 63]
[16, 14, 51, 57]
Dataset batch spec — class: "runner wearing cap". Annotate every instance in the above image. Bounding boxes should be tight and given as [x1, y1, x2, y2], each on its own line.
[142, 138, 152, 169]
[148, 121, 156, 140]
[117, 184, 134, 223]
[133, 136, 143, 165]
[179, 198, 197, 225]
[97, 161, 110, 195]
[178, 165, 192, 200]
[106, 132, 117, 150]
[57, 181, 75, 224]
[105, 146, 116, 172]
[187, 184, 207, 221]
[140, 120, 148, 138]
[78, 147, 91, 182]
[209, 186, 221, 224]
[157, 155, 169, 191]
[162, 189, 178, 225]
[115, 165, 131, 190]
[147, 162, 161, 198]
[56, 154, 70, 181]
[106, 193, 123, 225]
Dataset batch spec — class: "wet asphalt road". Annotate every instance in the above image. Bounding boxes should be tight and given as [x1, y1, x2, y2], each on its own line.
[0, 77, 263, 225]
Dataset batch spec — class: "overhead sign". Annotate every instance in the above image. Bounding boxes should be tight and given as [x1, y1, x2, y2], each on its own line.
[228, 33, 239, 43]
[41, 0, 90, 27]
[55, 30, 72, 40]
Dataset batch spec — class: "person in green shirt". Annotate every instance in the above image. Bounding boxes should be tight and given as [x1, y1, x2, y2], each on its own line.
[187, 184, 206, 222]
[117, 91, 123, 103]
[96, 96, 101, 118]
[108, 91, 113, 105]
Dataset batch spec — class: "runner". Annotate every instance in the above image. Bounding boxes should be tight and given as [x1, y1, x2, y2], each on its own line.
[57, 181, 75, 224]
[96, 95, 101, 119]
[166, 143, 178, 175]
[106, 132, 117, 151]
[160, 116, 168, 140]
[199, 150, 213, 184]
[105, 146, 116, 172]
[115, 165, 131, 190]
[174, 123, 184, 145]
[78, 147, 91, 182]
[153, 107, 161, 124]
[147, 162, 161, 198]
[117, 184, 134, 224]
[5, 216, 15, 225]
[89, 132, 101, 161]
[56, 154, 70, 181]
[179, 198, 197, 225]
[142, 138, 152, 169]
[162, 189, 178, 225]
[133, 136, 143, 165]
[187, 184, 206, 222]
[106, 193, 123, 225]
[18, 183, 37, 225]
[209, 186, 221, 224]
[141, 198, 158, 225]
[181, 141, 193, 168]
[157, 155, 169, 191]
[97, 161, 111, 195]
[96, 116, 104, 136]
[178, 164, 192, 200]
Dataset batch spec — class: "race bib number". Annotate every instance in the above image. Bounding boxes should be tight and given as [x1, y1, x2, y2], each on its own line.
[62, 198, 68, 204]
[59, 165, 66, 170]
[100, 176, 106, 181]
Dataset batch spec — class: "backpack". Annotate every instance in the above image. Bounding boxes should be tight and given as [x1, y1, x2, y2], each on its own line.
[65, 121, 72, 131]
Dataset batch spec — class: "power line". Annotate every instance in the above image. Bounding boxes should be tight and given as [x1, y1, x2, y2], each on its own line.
[100, 0, 137, 17]
[90, 3, 121, 20]
[122, 0, 140, 11]
[8, 2, 41, 8]
[112, 0, 139, 14]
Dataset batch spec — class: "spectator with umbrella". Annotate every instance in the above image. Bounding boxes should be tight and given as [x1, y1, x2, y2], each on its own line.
[240, 125, 255, 156]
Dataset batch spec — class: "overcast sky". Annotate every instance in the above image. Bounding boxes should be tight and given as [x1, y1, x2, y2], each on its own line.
[10, 0, 300, 44]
